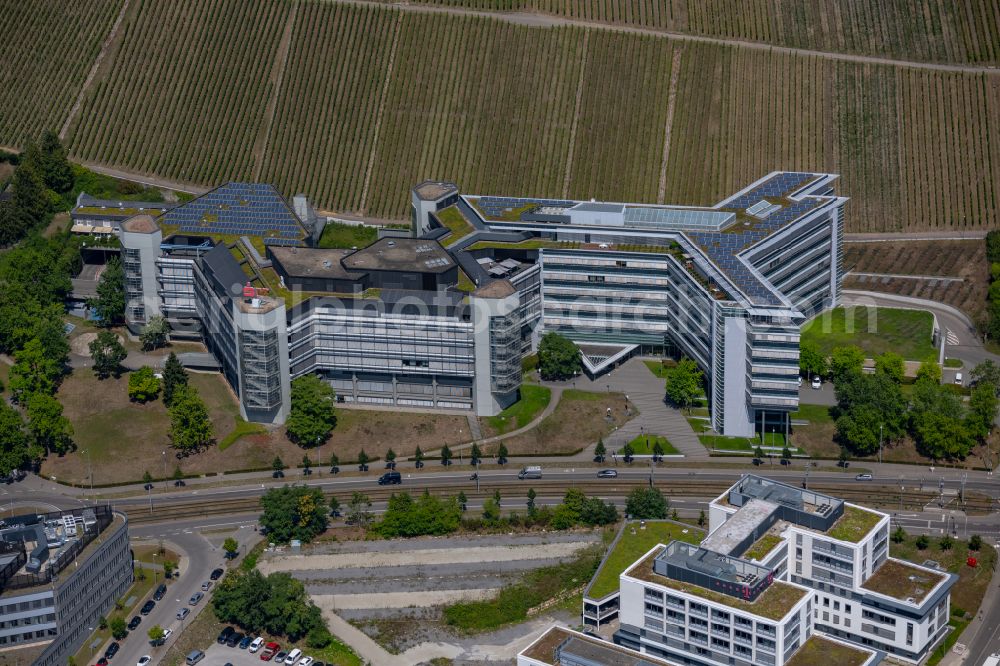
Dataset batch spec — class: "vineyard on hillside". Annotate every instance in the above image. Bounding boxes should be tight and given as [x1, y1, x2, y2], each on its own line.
[6, 0, 1000, 233]
[0, 0, 123, 147]
[842, 240, 987, 316]
[372, 0, 1000, 65]
[67, 0, 292, 184]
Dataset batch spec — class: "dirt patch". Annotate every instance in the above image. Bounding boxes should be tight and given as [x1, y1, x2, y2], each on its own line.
[70, 331, 123, 357]
[43, 368, 469, 484]
[497, 389, 632, 455]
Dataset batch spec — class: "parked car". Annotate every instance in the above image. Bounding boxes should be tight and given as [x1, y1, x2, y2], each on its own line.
[176, 608, 190, 621]
[811, 376, 822, 389]
[137, 657, 151, 666]
[596, 469, 618, 479]
[249, 637, 265, 653]
[955, 372, 964, 386]
[189, 591, 204, 606]
[174, 479, 186, 487]
[377, 471, 401, 485]
[518, 466, 543, 480]
[284, 649, 302, 664]
[105, 643, 120, 660]
[143, 483, 154, 490]
[239, 635, 254, 649]
[855, 473, 873, 481]
[218, 627, 235, 644]
[201, 581, 213, 591]
[272, 470, 285, 479]
[185, 650, 204, 665]
[298, 657, 315, 666]
[273, 651, 288, 663]
[97, 659, 108, 666]
[260, 642, 280, 661]
[226, 632, 244, 648]
[128, 616, 142, 631]
[162, 629, 174, 642]
[210, 567, 225, 581]
[140, 600, 155, 615]
[153, 583, 167, 601]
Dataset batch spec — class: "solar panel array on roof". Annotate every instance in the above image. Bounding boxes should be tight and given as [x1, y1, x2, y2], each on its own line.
[723, 172, 817, 210]
[474, 196, 574, 219]
[624, 207, 735, 231]
[158, 183, 306, 242]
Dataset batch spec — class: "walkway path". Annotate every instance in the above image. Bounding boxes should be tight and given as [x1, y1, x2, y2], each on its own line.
[537, 357, 707, 460]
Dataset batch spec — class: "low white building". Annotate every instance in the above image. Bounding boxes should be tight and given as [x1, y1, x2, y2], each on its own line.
[605, 475, 954, 666]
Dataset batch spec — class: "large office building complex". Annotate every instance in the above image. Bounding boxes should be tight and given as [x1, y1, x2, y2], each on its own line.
[0, 507, 131, 666]
[573, 475, 954, 666]
[118, 172, 846, 433]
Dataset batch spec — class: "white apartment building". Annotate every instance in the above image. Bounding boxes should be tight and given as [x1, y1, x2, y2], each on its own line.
[605, 476, 955, 666]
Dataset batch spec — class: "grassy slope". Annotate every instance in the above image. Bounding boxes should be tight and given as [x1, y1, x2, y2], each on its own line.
[481, 384, 551, 436]
[588, 522, 703, 599]
[498, 389, 633, 455]
[801, 306, 937, 362]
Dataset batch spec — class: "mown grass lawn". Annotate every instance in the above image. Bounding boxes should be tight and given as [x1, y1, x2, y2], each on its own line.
[498, 389, 632, 456]
[482, 384, 551, 436]
[621, 435, 679, 455]
[801, 306, 936, 362]
[316, 221, 377, 249]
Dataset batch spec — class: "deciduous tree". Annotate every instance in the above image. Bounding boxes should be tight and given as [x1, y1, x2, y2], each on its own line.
[537, 332, 580, 380]
[625, 487, 669, 519]
[798, 341, 827, 379]
[168, 386, 213, 452]
[25, 392, 73, 454]
[664, 358, 702, 411]
[874, 352, 905, 383]
[285, 374, 336, 446]
[259, 485, 328, 543]
[89, 257, 125, 326]
[829, 345, 865, 381]
[89, 330, 126, 379]
[139, 315, 169, 351]
[128, 366, 160, 403]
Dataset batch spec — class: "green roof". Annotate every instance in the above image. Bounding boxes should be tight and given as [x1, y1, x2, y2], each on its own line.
[742, 533, 783, 561]
[785, 636, 871, 666]
[827, 505, 882, 543]
[586, 521, 703, 600]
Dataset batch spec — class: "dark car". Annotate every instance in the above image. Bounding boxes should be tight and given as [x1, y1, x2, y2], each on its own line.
[596, 469, 618, 479]
[128, 615, 142, 631]
[210, 567, 225, 581]
[97, 659, 108, 666]
[226, 632, 243, 648]
[302, 467, 312, 475]
[217, 626, 235, 645]
[378, 471, 401, 485]
[153, 583, 167, 601]
[143, 483, 154, 490]
[239, 635, 253, 650]
[174, 479, 186, 487]
[104, 642, 120, 660]
[140, 600, 155, 615]
[272, 470, 284, 479]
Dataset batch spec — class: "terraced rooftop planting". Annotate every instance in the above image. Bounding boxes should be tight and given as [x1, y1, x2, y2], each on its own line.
[861, 558, 945, 603]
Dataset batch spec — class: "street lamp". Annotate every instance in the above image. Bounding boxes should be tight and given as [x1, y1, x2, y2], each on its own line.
[162, 450, 167, 487]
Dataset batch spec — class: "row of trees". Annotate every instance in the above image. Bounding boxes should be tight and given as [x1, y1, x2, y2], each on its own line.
[832, 347, 998, 460]
[259, 484, 677, 544]
[0, 135, 83, 474]
[984, 230, 1000, 341]
[0, 131, 72, 246]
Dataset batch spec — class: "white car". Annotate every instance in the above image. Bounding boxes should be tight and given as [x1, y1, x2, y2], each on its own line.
[249, 637, 265, 653]
[163, 628, 173, 641]
[811, 376, 822, 389]
[137, 657, 151, 666]
[297, 657, 314, 666]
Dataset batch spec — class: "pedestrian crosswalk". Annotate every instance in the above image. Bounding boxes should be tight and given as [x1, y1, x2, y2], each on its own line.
[946, 329, 960, 345]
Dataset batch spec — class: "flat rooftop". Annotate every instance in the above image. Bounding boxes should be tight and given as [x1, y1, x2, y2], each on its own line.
[341, 237, 454, 273]
[269, 246, 363, 281]
[121, 214, 159, 234]
[462, 171, 842, 307]
[826, 505, 883, 543]
[520, 627, 676, 666]
[861, 558, 946, 604]
[701, 498, 778, 555]
[785, 635, 874, 666]
[413, 180, 458, 201]
[627, 546, 807, 621]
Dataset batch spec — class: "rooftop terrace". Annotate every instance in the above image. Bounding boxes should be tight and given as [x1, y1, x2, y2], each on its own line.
[627, 546, 807, 620]
[861, 558, 946, 604]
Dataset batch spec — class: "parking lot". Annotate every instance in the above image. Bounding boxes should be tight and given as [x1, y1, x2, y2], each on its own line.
[197, 642, 263, 666]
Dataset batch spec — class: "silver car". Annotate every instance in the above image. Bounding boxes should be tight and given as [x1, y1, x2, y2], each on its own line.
[189, 591, 204, 606]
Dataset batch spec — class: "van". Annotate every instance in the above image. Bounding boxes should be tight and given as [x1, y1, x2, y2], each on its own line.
[249, 637, 265, 653]
[518, 466, 542, 480]
[955, 372, 964, 386]
[377, 471, 401, 485]
[185, 650, 205, 665]
[284, 648, 302, 664]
